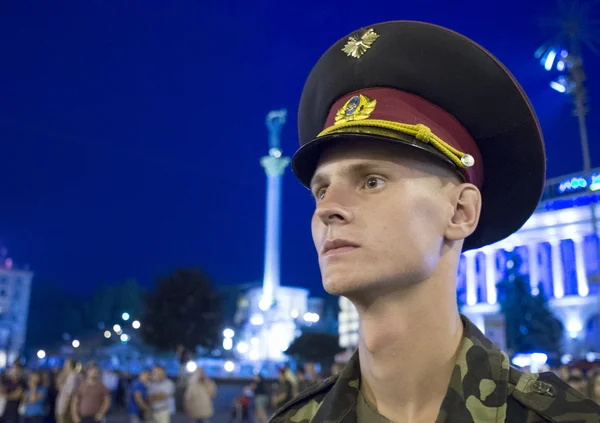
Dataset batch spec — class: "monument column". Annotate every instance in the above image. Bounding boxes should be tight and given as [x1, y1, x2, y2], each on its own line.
[259, 110, 290, 311]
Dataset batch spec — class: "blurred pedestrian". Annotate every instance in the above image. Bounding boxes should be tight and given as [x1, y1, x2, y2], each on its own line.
[303, 363, 320, 387]
[40, 370, 57, 423]
[56, 360, 81, 423]
[567, 375, 587, 395]
[295, 368, 309, 394]
[3, 366, 25, 423]
[251, 375, 269, 423]
[70, 365, 110, 423]
[22, 371, 47, 423]
[147, 367, 174, 423]
[100, 370, 118, 414]
[271, 369, 291, 411]
[183, 368, 216, 423]
[589, 371, 600, 404]
[127, 370, 151, 423]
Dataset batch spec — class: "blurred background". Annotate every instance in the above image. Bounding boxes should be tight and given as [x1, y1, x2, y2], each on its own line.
[0, 0, 599, 421]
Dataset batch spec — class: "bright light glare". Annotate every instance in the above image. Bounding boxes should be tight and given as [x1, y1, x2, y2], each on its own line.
[223, 329, 234, 338]
[550, 81, 566, 93]
[186, 361, 197, 373]
[531, 353, 548, 365]
[544, 49, 557, 71]
[104, 331, 111, 338]
[250, 314, 264, 326]
[561, 354, 573, 365]
[132, 320, 141, 329]
[223, 338, 233, 350]
[113, 324, 122, 333]
[122, 312, 130, 321]
[236, 342, 249, 354]
[303, 312, 320, 323]
[259, 298, 270, 311]
[224, 361, 235, 372]
[37, 350, 46, 359]
[72, 340, 80, 348]
[120, 334, 129, 342]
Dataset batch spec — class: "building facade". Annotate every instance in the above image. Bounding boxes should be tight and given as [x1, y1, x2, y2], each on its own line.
[339, 170, 600, 358]
[0, 262, 33, 367]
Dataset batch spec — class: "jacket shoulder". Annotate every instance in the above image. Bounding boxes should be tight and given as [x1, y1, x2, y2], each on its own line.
[269, 376, 337, 423]
[508, 367, 600, 422]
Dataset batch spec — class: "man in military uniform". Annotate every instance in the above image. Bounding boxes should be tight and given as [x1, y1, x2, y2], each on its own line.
[270, 21, 600, 423]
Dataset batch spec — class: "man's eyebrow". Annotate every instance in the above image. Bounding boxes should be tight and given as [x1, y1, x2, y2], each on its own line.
[309, 161, 392, 190]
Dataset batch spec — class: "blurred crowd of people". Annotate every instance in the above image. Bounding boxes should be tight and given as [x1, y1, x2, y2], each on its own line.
[557, 365, 600, 402]
[5, 358, 598, 423]
[0, 361, 184, 423]
[231, 362, 327, 423]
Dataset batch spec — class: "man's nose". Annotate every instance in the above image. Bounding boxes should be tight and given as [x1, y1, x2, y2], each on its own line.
[314, 185, 354, 225]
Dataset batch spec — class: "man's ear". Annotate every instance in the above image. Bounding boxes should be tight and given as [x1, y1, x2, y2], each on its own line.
[445, 183, 482, 241]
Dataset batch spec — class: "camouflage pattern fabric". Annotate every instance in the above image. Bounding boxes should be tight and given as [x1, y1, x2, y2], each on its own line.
[269, 315, 600, 422]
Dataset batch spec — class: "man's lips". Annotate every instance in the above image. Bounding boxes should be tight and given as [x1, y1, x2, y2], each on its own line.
[322, 239, 360, 256]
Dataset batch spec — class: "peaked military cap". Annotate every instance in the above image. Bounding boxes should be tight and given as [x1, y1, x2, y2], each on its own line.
[293, 21, 546, 251]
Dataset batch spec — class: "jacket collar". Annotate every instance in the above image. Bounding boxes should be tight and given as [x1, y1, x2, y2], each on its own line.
[311, 315, 511, 423]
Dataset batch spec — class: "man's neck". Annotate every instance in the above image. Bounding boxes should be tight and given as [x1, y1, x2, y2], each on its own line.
[354, 270, 463, 423]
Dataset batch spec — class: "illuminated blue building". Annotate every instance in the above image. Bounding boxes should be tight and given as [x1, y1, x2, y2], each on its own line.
[0, 253, 33, 367]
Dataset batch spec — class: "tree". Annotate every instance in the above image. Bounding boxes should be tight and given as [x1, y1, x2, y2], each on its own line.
[496, 252, 563, 357]
[285, 332, 343, 367]
[140, 268, 222, 352]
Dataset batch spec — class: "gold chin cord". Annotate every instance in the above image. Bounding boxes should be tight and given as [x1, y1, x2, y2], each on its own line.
[318, 120, 475, 169]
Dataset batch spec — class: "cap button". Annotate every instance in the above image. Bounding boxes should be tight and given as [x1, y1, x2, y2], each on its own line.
[461, 154, 475, 168]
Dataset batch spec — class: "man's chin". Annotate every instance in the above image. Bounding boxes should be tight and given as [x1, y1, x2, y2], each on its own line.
[322, 276, 372, 297]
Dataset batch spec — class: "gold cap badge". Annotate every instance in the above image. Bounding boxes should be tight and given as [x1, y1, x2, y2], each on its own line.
[334, 94, 377, 124]
[342, 28, 380, 59]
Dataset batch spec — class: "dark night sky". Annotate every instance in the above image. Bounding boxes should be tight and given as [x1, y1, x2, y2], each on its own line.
[0, 0, 598, 297]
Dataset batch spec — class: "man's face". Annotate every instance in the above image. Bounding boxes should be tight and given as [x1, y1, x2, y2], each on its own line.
[87, 367, 100, 379]
[152, 368, 165, 381]
[310, 141, 460, 298]
[8, 367, 20, 380]
[139, 371, 150, 383]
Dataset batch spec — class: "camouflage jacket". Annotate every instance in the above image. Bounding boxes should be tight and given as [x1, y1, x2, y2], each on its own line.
[270, 316, 600, 422]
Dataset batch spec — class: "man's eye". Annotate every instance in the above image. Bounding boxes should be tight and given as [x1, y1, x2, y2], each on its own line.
[365, 177, 385, 190]
[315, 188, 327, 200]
